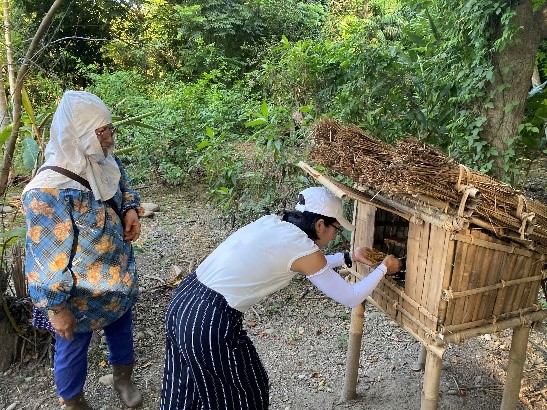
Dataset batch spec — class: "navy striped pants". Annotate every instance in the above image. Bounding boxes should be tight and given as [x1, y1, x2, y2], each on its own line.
[161, 272, 269, 409]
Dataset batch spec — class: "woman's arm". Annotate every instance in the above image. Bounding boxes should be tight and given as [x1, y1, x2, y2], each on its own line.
[291, 250, 400, 308]
[114, 155, 144, 216]
[23, 189, 75, 310]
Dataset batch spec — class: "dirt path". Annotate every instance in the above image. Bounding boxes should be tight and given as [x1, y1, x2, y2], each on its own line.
[0, 184, 546, 409]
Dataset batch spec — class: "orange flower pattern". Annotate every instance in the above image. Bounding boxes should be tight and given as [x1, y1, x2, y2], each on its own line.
[28, 225, 42, 243]
[22, 156, 141, 333]
[53, 220, 72, 241]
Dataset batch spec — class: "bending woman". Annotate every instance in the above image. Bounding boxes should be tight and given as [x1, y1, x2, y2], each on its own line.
[161, 186, 400, 409]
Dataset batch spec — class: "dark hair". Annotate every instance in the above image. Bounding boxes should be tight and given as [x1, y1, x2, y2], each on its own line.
[282, 210, 337, 240]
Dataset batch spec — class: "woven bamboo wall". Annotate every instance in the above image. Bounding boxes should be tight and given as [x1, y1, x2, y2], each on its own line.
[369, 208, 545, 342]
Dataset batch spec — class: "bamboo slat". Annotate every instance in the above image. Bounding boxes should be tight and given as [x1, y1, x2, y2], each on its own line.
[451, 232, 536, 257]
[404, 221, 422, 302]
[424, 225, 450, 318]
[476, 245, 505, 322]
[444, 239, 469, 326]
[452, 235, 478, 325]
[460, 243, 484, 324]
[437, 239, 456, 325]
[508, 257, 533, 313]
[521, 258, 544, 309]
[492, 252, 520, 317]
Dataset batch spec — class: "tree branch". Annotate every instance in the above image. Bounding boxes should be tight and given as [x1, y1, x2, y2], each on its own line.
[0, 0, 64, 196]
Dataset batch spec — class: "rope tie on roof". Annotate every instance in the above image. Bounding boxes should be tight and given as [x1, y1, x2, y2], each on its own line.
[518, 212, 536, 238]
[456, 164, 471, 191]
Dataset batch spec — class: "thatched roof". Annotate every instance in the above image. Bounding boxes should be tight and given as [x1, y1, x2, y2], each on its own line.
[305, 119, 547, 253]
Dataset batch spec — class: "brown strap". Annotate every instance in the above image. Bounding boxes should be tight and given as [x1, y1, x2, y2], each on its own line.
[40, 166, 92, 190]
[39, 165, 122, 220]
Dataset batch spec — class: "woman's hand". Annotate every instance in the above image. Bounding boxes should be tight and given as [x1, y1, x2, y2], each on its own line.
[351, 247, 381, 266]
[352, 247, 401, 275]
[124, 209, 141, 242]
[381, 255, 402, 275]
[49, 307, 76, 340]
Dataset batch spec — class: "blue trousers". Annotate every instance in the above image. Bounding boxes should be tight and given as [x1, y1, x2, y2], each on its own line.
[161, 273, 269, 409]
[54, 309, 135, 400]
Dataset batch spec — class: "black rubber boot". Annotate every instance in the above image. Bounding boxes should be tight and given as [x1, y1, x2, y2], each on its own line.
[112, 363, 143, 408]
[62, 391, 92, 410]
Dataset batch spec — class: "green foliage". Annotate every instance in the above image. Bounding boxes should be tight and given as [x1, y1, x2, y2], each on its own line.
[13, 0, 131, 87]
[102, 0, 327, 80]
[21, 138, 39, 169]
[256, 1, 529, 176]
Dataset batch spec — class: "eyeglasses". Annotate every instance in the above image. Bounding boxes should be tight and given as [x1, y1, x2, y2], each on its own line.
[95, 124, 116, 138]
[333, 224, 344, 235]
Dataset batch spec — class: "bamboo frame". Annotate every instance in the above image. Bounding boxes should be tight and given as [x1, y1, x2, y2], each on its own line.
[300, 158, 547, 410]
[441, 273, 546, 299]
[436, 309, 547, 344]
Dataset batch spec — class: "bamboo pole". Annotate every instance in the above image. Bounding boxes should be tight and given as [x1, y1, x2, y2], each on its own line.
[413, 344, 427, 371]
[420, 349, 443, 410]
[341, 301, 365, 401]
[500, 325, 530, 410]
[341, 200, 375, 402]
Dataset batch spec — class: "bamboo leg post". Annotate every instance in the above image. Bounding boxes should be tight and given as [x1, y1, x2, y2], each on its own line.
[340, 301, 366, 402]
[420, 349, 443, 410]
[500, 325, 530, 410]
[412, 344, 427, 371]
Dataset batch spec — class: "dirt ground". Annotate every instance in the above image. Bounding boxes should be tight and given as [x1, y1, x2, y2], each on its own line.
[1, 184, 546, 410]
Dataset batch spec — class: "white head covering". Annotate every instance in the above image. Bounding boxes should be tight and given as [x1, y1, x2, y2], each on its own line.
[295, 186, 355, 231]
[23, 90, 121, 201]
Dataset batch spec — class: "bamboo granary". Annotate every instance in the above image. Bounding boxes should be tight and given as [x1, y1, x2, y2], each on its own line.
[300, 119, 547, 410]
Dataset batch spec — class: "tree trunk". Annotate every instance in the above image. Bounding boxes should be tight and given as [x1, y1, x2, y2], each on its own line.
[0, 313, 18, 372]
[481, 0, 547, 180]
[0, 0, 12, 130]
[3, 0, 15, 97]
[0, 0, 63, 196]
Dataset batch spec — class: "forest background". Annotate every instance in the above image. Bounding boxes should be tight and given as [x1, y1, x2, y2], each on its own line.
[1, 0, 547, 373]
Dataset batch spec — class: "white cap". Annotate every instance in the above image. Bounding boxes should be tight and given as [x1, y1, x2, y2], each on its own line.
[295, 187, 355, 231]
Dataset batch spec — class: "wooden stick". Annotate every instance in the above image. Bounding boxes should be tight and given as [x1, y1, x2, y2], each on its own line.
[340, 302, 365, 401]
[451, 232, 536, 257]
[441, 305, 543, 333]
[421, 350, 443, 410]
[442, 273, 545, 299]
[438, 309, 547, 344]
[500, 325, 531, 410]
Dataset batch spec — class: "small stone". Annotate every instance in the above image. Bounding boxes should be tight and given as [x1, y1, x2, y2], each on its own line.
[99, 374, 113, 386]
[0, 205, 14, 213]
[142, 202, 160, 212]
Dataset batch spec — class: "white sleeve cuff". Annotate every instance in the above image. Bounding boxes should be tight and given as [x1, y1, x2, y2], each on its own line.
[325, 252, 345, 268]
[306, 263, 387, 308]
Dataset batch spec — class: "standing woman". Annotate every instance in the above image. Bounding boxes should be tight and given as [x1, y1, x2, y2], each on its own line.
[161, 186, 400, 409]
[22, 91, 144, 409]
